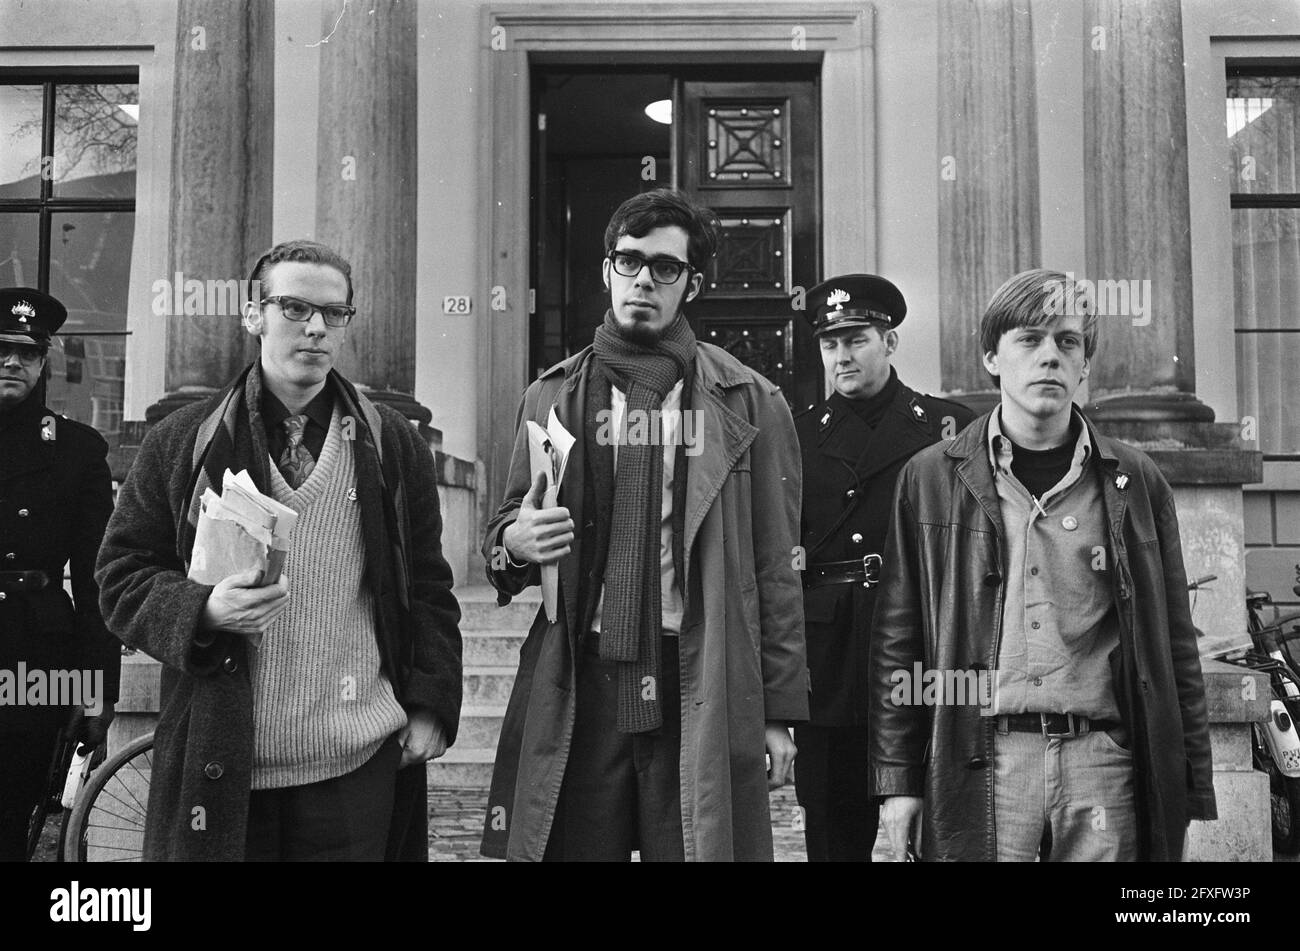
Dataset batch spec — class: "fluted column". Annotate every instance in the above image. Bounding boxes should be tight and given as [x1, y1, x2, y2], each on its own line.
[1083, 0, 1212, 422]
[148, 0, 273, 421]
[314, 0, 428, 425]
[937, 0, 1040, 411]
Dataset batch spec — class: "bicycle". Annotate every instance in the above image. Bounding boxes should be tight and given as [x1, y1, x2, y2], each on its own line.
[1203, 574, 1300, 854]
[60, 731, 154, 862]
[23, 713, 106, 862]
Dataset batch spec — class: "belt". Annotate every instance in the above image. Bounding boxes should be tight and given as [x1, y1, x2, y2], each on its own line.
[995, 712, 1121, 738]
[0, 569, 51, 594]
[804, 554, 883, 589]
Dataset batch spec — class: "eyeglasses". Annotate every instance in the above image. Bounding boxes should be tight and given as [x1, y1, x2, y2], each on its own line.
[607, 250, 692, 285]
[0, 342, 45, 366]
[260, 295, 355, 327]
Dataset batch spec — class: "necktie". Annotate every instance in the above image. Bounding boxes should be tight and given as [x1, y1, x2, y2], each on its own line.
[278, 414, 315, 489]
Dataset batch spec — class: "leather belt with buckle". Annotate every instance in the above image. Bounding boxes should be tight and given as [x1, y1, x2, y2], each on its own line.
[804, 554, 883, 590]
[995, 712, 1121, 738]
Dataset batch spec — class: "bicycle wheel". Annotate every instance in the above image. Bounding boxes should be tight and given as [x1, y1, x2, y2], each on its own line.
[61, 733, 154, 862]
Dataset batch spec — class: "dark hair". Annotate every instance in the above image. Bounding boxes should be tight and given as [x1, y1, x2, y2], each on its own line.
[603, 188, 721, 273]
[979, 268, 1099, 382]
[247, 239, 354, 304]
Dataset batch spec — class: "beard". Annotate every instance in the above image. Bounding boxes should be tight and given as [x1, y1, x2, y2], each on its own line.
[615, 295, 687, 347]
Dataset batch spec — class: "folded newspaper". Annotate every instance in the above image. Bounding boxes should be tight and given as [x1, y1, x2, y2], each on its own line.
[188, 469, 299, 594]
[527, 406, 575, 623]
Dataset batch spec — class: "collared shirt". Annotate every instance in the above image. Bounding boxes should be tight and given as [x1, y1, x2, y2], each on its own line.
[987, 406, 1121, 720]
[262, 384, 333, 465]
[591, 379, 686, 636]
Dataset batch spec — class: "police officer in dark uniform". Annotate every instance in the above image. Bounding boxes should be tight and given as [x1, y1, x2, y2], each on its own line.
[0, 287, 120, 860]
[794, 274, 974, 861]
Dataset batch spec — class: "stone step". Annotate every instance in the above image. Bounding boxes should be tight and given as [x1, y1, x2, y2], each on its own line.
[457, 586, 541, 632]
[462, 631, 526, 668]
[457, 705, 506, 750]
[464, 666, 517, 707]
[427, 748, 496, 788]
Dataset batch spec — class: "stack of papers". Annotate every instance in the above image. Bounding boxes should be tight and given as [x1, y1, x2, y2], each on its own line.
[188, 469, 299, 589]
[527, 406, 574, 622]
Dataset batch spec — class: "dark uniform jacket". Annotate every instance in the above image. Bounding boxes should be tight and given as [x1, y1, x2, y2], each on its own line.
[795, 371, 973, 727]
[0, 392, 121, 731]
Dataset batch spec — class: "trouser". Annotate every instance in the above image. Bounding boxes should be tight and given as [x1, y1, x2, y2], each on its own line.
[793, 723, 879, 862]
[244, 733, 402, 862]
[0, 721, 62, 862]
[543, 634, 684, 862]
[992, 726, 1138, 862]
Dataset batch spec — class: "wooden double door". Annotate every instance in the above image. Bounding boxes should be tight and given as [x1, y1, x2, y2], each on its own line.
[532, 64, 822, 409]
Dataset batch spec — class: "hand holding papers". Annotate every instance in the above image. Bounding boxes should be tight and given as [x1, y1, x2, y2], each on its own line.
[525, 407, 575, 622]
[189, 469, 299, 589]
[189, 470, 299, 648]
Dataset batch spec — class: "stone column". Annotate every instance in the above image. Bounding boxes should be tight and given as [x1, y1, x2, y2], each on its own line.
[147, 0, 273, 421]
[1082, 0, 1210, 423]
[937, 0, 1040, 413]
[314, 0, 429, 426]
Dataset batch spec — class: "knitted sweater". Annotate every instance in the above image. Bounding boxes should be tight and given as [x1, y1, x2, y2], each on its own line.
[249, 406, 408, 789]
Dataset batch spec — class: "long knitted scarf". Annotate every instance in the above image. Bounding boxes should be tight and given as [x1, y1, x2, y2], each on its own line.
[590, 309, 697, 733]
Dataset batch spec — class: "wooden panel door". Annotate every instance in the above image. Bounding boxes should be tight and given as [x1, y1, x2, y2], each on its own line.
[678, 75, 821, 409]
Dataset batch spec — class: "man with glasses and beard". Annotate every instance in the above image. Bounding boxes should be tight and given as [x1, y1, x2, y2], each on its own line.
[97, 240, 462, 861]
[481, 188, 808, 861]
[0, 287, 119, 860]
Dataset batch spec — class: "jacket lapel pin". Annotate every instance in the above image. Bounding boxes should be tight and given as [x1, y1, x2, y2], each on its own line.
[819, 409, 832, 431]
[347, 487, 358, 501]
[910, 399, 928, 424]
[1115, 473, 1129, 490]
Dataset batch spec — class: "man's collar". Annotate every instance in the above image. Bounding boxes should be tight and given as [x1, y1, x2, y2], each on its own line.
[258, 367, 333, 430]
[986, 404, 1092, 476]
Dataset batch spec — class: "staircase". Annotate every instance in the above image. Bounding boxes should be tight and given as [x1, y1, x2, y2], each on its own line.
[429, 585, 540, 787]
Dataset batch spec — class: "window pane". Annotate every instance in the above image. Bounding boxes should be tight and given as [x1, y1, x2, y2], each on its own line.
[1227, 74, 1300, 195]
[48, 210, 134, 333]
[45, 334, 127, 452]
[0, 211, 40, 286]
[44, 210, 133, 449]
[52, 82, 138, 199]
[1236, 332, 1300, 455]
[0, 84, 44, 198]
[1233, 207, 1300, 331]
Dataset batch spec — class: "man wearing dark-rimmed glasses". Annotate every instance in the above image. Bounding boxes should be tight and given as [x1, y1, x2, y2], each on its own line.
[97, 239, 463, 861]
[481, 188, 807, 861]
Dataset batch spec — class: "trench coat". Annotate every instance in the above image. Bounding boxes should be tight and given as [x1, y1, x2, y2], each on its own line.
[868, 410, 1218, 861]
[95, 371, 462, 861]
[479, 342, 808, 861]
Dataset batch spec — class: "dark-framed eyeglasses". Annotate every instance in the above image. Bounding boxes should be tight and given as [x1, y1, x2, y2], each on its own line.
[0, 342, 45, 366]
[607, 249, 692, 285]
[260, 295, 355, 327]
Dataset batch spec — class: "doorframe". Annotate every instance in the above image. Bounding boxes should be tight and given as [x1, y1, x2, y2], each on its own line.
[477, 2, 876, 518]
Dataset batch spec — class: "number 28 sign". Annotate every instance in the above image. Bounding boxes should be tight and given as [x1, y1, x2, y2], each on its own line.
[442, 296, 472, 315]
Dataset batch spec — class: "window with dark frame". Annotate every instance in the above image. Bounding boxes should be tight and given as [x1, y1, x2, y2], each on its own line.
[0, 69, 138, 450]
[1227, 65, 1300, 461]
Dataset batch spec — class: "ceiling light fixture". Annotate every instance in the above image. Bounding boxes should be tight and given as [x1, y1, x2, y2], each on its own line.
[644, 99, 672, 125]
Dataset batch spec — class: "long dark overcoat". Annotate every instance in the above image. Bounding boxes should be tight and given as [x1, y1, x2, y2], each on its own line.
[480, 342, 809, 861]
[96, 370, 462, 861]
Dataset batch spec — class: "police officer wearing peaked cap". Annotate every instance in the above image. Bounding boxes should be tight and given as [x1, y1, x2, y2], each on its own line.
[0, 287, 120, 860]
[792, 273, 974, 861]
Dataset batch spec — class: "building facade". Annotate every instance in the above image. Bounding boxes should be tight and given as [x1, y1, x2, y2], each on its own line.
[3, 0, 1298, 854]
